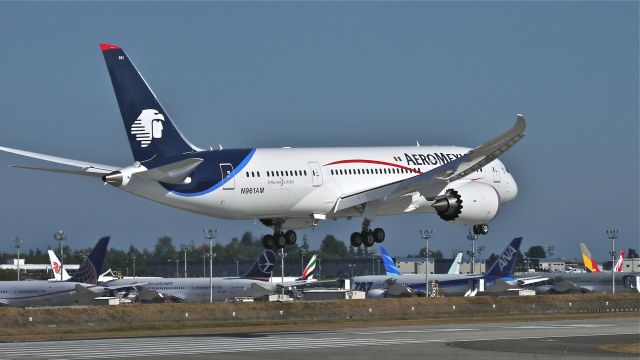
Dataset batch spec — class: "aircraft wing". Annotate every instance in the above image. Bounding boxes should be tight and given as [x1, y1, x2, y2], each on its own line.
[516, 276, 549, 286]
[0, 145, 119, 174]
[74, 284, 108, 298]
[334, 115, 526, 212]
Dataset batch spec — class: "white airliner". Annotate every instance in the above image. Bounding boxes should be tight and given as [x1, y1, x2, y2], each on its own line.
[0, 44, 525, 250]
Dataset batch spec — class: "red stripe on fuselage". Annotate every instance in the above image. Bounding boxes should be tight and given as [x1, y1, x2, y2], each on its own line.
[323, 159, 422, 173]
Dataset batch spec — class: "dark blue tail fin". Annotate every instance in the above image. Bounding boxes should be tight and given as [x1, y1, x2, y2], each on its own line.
[100, 44, 197, 163]
[70, 236, 110, 285]
[484, 237, 522, 278]
[243, 250, 276, 281]
[379, 246, 402, 275]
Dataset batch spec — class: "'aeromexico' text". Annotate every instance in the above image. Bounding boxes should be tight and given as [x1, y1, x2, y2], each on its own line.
[403, 152, 464, 166]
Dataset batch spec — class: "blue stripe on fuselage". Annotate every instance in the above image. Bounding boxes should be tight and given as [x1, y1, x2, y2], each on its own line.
[169, 148, 256, 197]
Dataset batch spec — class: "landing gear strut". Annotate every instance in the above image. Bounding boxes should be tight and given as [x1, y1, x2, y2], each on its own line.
[472, 224, 489, 235]
[350, 219, 385, 248]
[261, 220, 298, 249]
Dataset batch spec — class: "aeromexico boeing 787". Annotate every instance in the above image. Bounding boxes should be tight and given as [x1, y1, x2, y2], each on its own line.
[0, 44, 525, 249]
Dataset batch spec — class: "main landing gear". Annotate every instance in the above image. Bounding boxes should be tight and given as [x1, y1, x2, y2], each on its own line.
[261, 220, 297, 249]
[350, 218, 385, 248]
[472, 223, 489, 235]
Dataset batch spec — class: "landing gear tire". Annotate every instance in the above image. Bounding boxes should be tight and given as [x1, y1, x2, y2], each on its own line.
[284, 230, 297, 245]
[350, 232, 363, 247]
[362, 231, 375, 247]
[274, 232, 287, 248]
[473, 224, 489, 235]
[373, 228, 385, 243]
[262, 234, 274, 249]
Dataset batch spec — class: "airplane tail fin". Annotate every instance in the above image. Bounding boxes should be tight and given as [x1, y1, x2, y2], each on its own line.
[379, 246, 402, 275]
[70, 236, 110, 285]
[615, 250, 625, 272]
[447, 252, 463, 274]
[299, 254, 317, 280]
[243, 250, 276, 281]
[484, 237, 522, 278]
[48, 250, 71, 281]
[100, 44, 198, 163]
[580, 243, 601, 273]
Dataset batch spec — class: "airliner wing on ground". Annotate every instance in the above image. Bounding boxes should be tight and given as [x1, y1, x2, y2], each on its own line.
[0, 43, 525, 252]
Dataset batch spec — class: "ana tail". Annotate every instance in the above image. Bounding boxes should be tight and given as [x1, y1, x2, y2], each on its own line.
[485, 237, 522, 278]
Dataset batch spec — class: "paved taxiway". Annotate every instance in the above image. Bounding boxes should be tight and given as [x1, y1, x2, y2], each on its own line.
[0, 317, 637, 359]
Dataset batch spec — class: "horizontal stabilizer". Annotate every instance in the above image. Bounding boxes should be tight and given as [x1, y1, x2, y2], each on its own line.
[0, 145, 118, 173]
[12, 165, 108, 177]
[134, 158, 203, 185]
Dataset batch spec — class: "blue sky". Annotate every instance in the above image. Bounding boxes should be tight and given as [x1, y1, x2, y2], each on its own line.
[0, 2, 637, 261]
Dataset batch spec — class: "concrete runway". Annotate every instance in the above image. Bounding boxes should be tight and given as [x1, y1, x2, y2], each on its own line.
[0, 317, 638, 359]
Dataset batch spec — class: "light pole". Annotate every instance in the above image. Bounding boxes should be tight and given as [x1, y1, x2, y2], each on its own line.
[11, 237, 22, 281]
[466, 230, 478, 274]
[279, 249, 287, 298]
[300, 249, 306, 274]
[371, 248, 376, 275]
[53, 230, 67, 282]
[607, 229, 619, 294]
[131, 256, 136, 277]
[181, 244, 191, 278]
[204, 229, 216, 303]
[420, 229, 432, 297]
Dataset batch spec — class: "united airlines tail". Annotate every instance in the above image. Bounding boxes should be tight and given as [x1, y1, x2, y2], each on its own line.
[379, 246, 402, 275]
[243, 250, 276, 281]
[484, 237, 522, 278]
[580, 243, 601, 273]
[100, 44, 198, 163]
[70, 236, 110, 285]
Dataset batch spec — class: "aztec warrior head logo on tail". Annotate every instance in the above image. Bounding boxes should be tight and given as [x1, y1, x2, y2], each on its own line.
[130, 109, 165, 147]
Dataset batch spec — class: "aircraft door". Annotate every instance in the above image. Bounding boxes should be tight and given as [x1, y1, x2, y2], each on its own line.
[220, 163, 235, 190]
[492, 167, 501, 183]
[309, 162, 323, 187]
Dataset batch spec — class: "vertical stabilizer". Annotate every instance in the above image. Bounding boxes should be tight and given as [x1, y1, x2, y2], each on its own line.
[243, 250, 276, 281]
[70, 236, 110, 285]
[485, 237, 522, 278]
[48, 250, 70, 281]
[379, 246, 402, 276]
[447, 253, 463, 274]
[299, 254, 317, 280]
[615, 250, 625, 272]
[580, 243, 601, 273]
[100, 43, 197, 163]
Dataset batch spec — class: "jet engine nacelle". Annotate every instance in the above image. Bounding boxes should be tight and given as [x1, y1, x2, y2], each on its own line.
[367, 289, 387, 298]
[432, 181, 499, 224]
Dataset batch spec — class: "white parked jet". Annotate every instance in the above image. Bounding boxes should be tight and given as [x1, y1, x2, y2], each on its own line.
[0, 44, 525, 250]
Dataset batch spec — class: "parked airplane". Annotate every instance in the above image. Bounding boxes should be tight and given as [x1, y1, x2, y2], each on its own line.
[378, 246, 463, 275]
[518, 272, 640, 294]
[354, 237, 523, 297]
[580, 243, 625, 273]
[0, 237, 115, 306]
[0, 44, 525, 250]
[104, 250, 284, 302]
